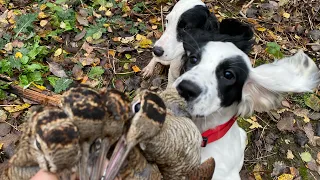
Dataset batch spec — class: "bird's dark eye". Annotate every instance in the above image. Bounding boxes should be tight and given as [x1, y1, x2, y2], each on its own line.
[224, 71, 235, 80]
[189, 56, 198, 64]
[35, 140, 42, 151]
[132, 102, 141, 113]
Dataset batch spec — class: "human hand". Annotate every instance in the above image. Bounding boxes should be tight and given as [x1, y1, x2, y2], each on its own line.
[31, 170, 59, 180]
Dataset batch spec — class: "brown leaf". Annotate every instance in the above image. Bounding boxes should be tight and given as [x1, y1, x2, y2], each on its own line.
[74, 29, 87, 41]
[277, 113, 295, 131]
[304, 123, 315, 146]
[11, 40, 24, 48]
[82, 42, 94, 54]
[72, 64, 83, 80]
[79, 57, 100, 66]
[115, 79, 124, 92]
[76, 13, 89, 26]
[47, 62, 68, 78]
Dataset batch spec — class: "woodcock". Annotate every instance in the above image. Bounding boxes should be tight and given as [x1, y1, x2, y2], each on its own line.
[104, 89, 214, 180]
[1, 86, 133, 180]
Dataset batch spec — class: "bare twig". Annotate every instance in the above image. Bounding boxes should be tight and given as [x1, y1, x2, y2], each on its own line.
[161, 5, 164, 32]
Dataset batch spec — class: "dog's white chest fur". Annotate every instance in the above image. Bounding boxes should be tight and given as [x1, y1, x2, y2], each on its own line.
[201, 123, 246, 180]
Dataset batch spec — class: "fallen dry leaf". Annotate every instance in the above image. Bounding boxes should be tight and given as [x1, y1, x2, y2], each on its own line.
[54, 48, 63, 57]
[76, 13, 89, 26]
[277, 174, 293, 180]
[82, 42, 94, 54]
[3, 104, 31, 113]
[47, 62, 67, 78]
[287, 150, 294, 159]
[132, 65, 141, 73]
[74, 29, 87, 41]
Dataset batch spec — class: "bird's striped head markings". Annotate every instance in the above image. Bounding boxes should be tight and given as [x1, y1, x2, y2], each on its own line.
[140, 91, 166, 126]
[32, 108, 80, 173]
[104, 89, 133, 122]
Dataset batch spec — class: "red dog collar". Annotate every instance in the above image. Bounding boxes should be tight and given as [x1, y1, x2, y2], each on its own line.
[201, 116, 237, 147]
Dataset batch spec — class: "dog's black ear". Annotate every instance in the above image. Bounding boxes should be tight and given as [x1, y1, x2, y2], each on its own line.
[178, 5, 217, 30]
[219, 19, 254, 54]
[219, 19, 253, 40]
[203, 12, 219, 31]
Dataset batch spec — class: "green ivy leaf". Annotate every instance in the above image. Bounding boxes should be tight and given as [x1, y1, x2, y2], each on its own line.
[20, 56, 29, 65]
[266, 42, 283, 59]
[25, 64, 43, 72]
[53, 78, 73, 93]
[88, 66, 105, 79]
[19, 75, 30, 87]
[47, 76, 59, 87]
[8, 56, 22, 70]
[0, 60, 13, 76]
[27, 71, 42, 82]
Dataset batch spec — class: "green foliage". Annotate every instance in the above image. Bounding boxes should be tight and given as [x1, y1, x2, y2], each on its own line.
[0, 81, 10, 100]
[13, 13, 37, 39]
[265, 42, 283, 59]
[52, 78, 73, 93]
[0, 33, 12, 49]
[88, 66, 105, 79]
[132, 2, 144, 12]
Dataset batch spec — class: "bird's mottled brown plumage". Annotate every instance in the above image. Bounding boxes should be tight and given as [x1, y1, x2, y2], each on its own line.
[104, 90, 202, 180]
[1, 107, 80, 180]
[1, 86, 133, 180]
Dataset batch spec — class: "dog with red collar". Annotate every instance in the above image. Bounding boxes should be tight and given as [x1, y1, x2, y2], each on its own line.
[174, 30, 320, 179]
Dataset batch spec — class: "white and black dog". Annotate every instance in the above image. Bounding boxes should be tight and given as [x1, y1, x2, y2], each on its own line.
[141, 0, 219, 86]
[173, 29, 320, 179]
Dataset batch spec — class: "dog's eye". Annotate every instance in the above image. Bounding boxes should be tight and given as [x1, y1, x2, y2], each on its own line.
[132, 101, 141, 113]
[224, 71, 235, 80]
[189, 56, 198, 64]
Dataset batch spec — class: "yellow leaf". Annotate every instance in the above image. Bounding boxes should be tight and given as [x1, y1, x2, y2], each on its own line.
[8, 18, 15, 24]
[253, 164, 263, 180]
[40, 4, 47, 11]
[40, 20, 48, 27]
[294, 34, 301, 39]
[283, 12, 290, 19]
[245, 118, 262, 129]
[103, 23, 110, 28]
[0, 0, 5, 5]
[54, 48, 63, 57]
[139, 39, 152, 48]
[105, 10, 113, 17]
[149, 17, 158, 24]
[277, 174, 294, 180]
[303, 116, 310, 123]
[108, 50, 116, 57]
[31, 82, 46, 91]
[98, 6, 107, 11]
[0, 143, 3, 150]
[152, 25, 158, 30]
[38, 12, 47, 19]
[4, 103, 31, 113]
[136, 34, 146, 41]
[15, 52, 22, 59]
[132, 65, 141, 73]
[256, 27, 266, 32]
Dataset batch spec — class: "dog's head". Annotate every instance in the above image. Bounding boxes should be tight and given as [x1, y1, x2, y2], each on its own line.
[152, 0, 219, 61]
[174, 33, 320, 117]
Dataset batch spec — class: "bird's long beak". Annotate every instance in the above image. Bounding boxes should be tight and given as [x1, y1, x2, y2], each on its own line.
[102, 135, 135, 180]
[89, 138, 110, 180]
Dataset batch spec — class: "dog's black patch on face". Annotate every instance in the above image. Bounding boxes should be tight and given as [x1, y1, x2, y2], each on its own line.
[215, 56, 249, 107]
[180, 19, 254, 75]
[177, 5, 219, 41]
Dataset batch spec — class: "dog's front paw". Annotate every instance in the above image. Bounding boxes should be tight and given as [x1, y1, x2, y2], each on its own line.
[141, 66, 154, 78]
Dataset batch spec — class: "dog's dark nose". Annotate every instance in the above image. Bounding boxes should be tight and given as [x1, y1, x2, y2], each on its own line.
[153, 46, 164, 57]
[176, 80, 202, 101]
